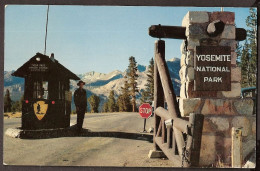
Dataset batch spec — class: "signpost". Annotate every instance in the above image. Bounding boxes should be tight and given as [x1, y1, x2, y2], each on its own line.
[139, 103, 153, 132]
[194, 46, 231, 91]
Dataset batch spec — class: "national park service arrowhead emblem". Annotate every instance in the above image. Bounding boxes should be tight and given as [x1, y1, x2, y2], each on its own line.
[33, 101, 48, 120]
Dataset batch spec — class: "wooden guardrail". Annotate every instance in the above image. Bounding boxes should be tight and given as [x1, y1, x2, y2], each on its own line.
[153, 40, 204, 167]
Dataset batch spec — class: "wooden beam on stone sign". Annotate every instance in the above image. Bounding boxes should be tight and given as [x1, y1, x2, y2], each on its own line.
[149, 25, 246, 41]
[149, 25, 186, 39]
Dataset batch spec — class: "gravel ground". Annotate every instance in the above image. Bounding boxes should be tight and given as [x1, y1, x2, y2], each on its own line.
[4, 112, 175, 167]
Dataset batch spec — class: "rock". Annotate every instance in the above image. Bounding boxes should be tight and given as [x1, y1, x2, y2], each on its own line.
[252, 121, 256, 135]
[186, 50, 194, 67]
[180, 54, 186, 67]
[180, 40, 186, 54]
[202, 117, 216, 133]
[215, 136, 232, 164]
[233, 99, 254, 115]
[186, 23, 208, 39]
[179, 66, 185, 83]
[180, 83, 187, 99]
[148, 150, 166, 158]
[231, 67, 241, 82]
[231, 52, 237, 65]
[231, 116, 251, 136]
[5, 128, 21, 138]
[199, 134, 216, 166]
[210, 12, 235, 24]
[219, 39, 237, 51]
[148, 127, 154, 133]
[179, 66, 194, 83]
[221, 83, 241, 98]
[201, 99, 236, 115]
[201, 135, 232, 165]
[179, 98, 202, 116]
[209, 117, 230, 131]
[200, 38, 219, 46]
[242, 138, 256, 160]
[243, 160, 256, 168]
[182, 11, 209, 27]
[187, 38, 200, 50]
[221, 25, 236, 39]
[186, 67, 194, 82]
[243, 150, 256, 168]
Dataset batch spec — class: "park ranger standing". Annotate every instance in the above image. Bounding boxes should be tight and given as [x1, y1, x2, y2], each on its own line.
[74, 80, 87, 132]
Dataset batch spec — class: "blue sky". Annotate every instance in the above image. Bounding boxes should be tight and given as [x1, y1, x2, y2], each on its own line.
[5, 5, 251, 74]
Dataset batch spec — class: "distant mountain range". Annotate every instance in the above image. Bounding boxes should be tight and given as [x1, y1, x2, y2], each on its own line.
[4, 58, 180, 111]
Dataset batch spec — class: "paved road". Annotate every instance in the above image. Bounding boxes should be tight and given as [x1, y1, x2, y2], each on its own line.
[4, 112, 174, 167]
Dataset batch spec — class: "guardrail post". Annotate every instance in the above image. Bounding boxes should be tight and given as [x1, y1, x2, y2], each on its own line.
[154, 40, 165, 151]
[188, 113, 204, 167]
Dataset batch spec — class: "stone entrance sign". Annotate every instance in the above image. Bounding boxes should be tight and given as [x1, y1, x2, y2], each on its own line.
[179, 11, 255, 166]
[194, 46, 231, 91]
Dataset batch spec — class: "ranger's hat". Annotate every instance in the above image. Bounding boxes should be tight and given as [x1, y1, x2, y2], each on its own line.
[77, 80, 85, 86]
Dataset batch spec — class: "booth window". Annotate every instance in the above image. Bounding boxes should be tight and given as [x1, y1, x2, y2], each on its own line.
[58, 81, 65, 100]
[33, 81, 48, 99]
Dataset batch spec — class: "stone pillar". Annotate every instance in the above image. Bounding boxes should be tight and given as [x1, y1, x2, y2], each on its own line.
[179, 11, 256, 166]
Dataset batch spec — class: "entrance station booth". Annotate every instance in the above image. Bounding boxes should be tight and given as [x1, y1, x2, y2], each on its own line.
[12, 53, 80, 130]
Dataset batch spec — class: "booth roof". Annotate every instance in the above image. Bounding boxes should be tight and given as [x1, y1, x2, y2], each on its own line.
[12, 52, 80, 80]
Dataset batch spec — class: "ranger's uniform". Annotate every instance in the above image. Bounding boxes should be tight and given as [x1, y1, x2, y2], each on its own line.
[74, 88, 87, 130]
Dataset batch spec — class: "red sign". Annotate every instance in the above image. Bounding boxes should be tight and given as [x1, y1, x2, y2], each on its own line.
[139, 103, 152, 119]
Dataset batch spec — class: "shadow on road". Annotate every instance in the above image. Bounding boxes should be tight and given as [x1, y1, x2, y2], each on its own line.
[6, 126, 153, 143]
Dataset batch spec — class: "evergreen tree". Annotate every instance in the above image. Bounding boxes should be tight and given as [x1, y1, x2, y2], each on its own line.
[88, 94, 100, 113]
[11, 95, 24, 113]
[117, 76, 131, 112]
[19, 95, 24, 111]
[102, 101, 109, 112]
[127, 56, 139, 112]
[236, 42, 242, 66]
[246, 7, 257, 86]
[140, 90, 149, 104]
[11, 101, 19, 113]
[241, 40, 251, 87]
[117, 94, 124, 112]
[141, 58, 154, 104]
[4, 89, 12, 113]
[107, 90, 117, 112]
[117, 94, 131, 112]
[240, 8, 257, 87]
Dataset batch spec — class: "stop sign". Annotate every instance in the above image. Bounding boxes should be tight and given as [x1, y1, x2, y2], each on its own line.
[139, 103, 152, 119]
